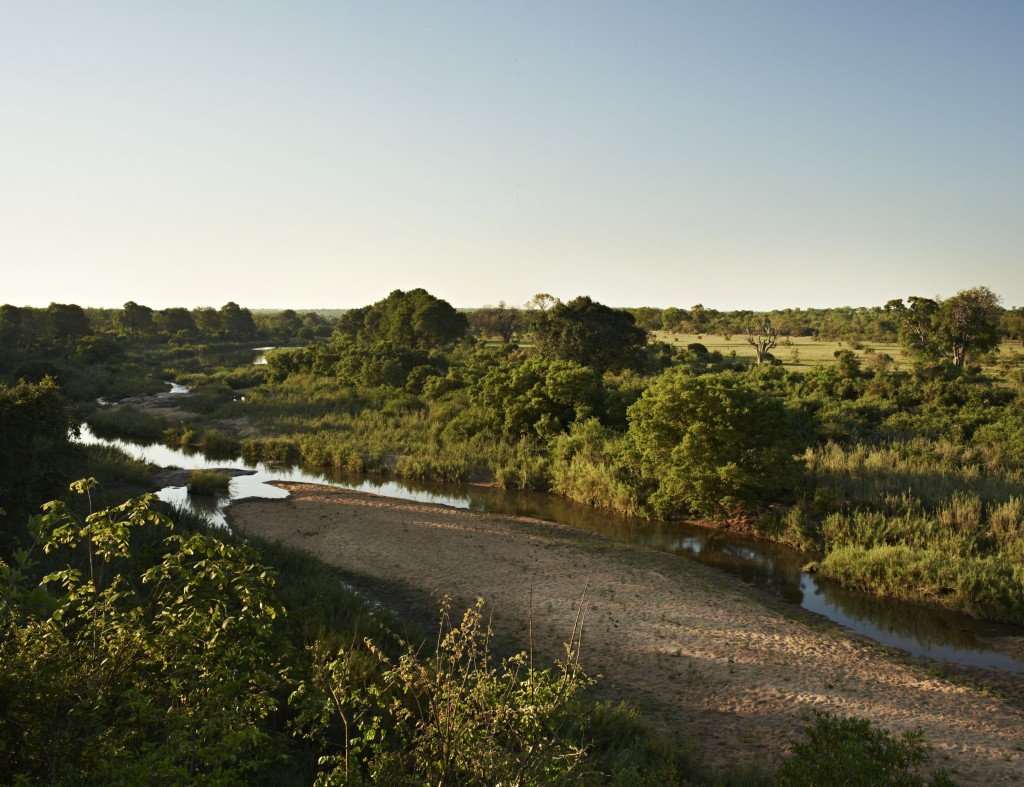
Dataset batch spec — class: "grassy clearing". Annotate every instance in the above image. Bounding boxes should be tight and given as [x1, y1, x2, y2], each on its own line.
[652, 330, 908, 370]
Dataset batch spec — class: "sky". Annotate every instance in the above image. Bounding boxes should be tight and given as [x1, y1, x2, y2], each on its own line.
[2, 1, 1023, 311]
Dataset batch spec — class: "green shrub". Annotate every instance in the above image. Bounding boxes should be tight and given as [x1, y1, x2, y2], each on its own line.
[776, 712, 955, 786]
[297, 597, 593, 786]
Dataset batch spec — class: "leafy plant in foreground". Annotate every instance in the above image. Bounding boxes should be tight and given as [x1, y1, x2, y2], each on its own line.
[0, 479, 287, 785]
[294, 596, 593, 786]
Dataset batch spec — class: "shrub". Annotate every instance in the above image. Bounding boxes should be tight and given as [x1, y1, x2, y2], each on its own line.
[297, 597, 592, 785]
[776, 712, 955, 786]
[627, 371, 806, 518]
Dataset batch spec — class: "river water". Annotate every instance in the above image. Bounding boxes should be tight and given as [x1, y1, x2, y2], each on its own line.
[80, 391, 1024, 674]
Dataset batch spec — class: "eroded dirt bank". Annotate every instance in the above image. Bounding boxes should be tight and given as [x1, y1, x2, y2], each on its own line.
[230, 484, 1024, 784]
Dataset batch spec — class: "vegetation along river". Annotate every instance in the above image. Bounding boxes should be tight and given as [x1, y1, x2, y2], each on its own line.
[78, 423, 1024, 675]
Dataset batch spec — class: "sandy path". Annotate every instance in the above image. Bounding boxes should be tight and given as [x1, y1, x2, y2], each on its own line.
[231, 484, 1024, 784]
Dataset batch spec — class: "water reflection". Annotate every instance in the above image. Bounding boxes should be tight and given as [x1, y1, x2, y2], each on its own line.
[76, 423, 1024, 673]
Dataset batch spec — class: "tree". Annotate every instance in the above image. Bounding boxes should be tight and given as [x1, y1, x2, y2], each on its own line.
[336, 289, 467, 351]
[470, 356, 604, 439]
[885, 296, 940, 361]
[531, 296, 648, 373]
[0, 481, 287, 784]
[156, 307, 197, 336]
[219, 301, 257, 339]
[268, 308, 303, 339]
[626, 371, 805, 518]
[0, 304, 26, 349]
[938, 286, 1001, 367]
[661, 307, 686, 332]
[114, 300, 155, 339]
[887, 287, 1002, 367]
[191, 307, 223, 337]
[469, 301, 521, 343]
[45, 302, 91, 347]
[1001, 307, 1024, 348]
[745, 317, 778, 365]
[0, 377, 76, 534]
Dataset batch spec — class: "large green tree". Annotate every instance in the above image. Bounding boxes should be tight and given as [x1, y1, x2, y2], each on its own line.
[938, 286, 1001, 367]
[114, 300, 155, 339]
[337, 289, 467, 351]
[886, 286, 1002, 367]
[155, 306, 198, 336]
[45, 302, 91, 347]
[219, 301, 258, 339]
[470, 356, 604, 440]
[531, 296, 647, 372]
[627, 371, 805, 518]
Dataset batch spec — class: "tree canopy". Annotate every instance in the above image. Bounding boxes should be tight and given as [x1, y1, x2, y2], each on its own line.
[627, 371, 805, 518]
[886, 286, 1001, 368]
[336, 289, 468, 351]
[531, 296, 647, 372]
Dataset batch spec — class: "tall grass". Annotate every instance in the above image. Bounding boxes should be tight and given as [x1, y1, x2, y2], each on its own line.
[799, 440, 1024, 623]
[187, 469, 231, 496]
[87, 406, 166, 442]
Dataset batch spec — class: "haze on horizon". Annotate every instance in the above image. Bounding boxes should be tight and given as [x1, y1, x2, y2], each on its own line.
[3, 1, 1022, 312]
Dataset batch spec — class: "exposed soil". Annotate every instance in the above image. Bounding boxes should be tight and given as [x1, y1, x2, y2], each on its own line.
[230, 484, 1024, 785]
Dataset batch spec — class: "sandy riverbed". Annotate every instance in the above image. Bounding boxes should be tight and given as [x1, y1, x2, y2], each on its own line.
[230, 483, 1024, 784]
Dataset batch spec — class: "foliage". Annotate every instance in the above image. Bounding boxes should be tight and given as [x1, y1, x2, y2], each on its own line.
[0, 377, 78, 532]
[294, 596, 592, 786]
[188, 469, 232, 495]
[470, 355, 605, 440]
[0, 480, 288, 785]
[531, 296, 648, 372]
[627, 370, 806, 518]
[887, 287, 1001, 367]
[335, 289, 467, 351]
[776, 712, 955, 786]
[468, 301, 522, 343]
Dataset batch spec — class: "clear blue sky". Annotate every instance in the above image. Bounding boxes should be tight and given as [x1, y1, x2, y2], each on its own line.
[3, 1, 1022, 311]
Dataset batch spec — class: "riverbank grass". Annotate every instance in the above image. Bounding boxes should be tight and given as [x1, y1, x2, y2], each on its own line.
[187, 469, 231, 496]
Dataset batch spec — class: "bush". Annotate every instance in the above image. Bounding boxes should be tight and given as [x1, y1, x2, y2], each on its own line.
[627, 371, 806, 518]
[776, 712, 956, 786]
[296, 597, 593, 785]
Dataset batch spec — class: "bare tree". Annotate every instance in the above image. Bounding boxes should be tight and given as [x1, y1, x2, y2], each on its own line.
[745, 318, 778, 365]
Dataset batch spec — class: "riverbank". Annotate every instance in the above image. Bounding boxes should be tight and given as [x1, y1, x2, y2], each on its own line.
[230, 483, 1024, 784]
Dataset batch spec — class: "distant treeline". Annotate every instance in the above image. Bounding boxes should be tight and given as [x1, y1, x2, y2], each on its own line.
[4, 293, 1024, 356]
[0, 301, 335, 352]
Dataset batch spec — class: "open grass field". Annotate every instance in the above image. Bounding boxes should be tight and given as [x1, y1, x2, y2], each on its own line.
[652, 332, 1024, 374]
[651, 330, 907, 370]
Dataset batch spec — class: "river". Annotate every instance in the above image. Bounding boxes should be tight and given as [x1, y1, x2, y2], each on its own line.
[77, 418, 1024, 674]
